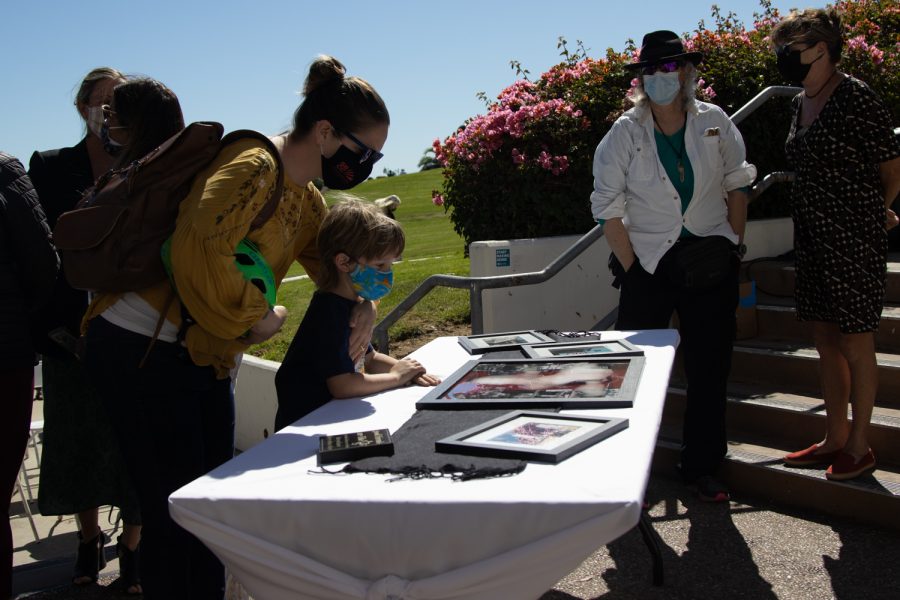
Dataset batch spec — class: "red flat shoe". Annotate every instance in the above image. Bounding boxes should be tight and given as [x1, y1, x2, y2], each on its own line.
[783, 444, 841, 467]
[826, 450, 876, 481]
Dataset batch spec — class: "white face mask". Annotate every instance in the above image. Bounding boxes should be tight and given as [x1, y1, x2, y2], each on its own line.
[643, 71, 681, 105]
[86, 105, 105, 137]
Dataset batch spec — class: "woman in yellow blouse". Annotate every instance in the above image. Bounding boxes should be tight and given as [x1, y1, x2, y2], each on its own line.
[82, 56, 388, 600]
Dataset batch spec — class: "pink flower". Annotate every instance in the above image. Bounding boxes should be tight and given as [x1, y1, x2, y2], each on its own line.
[538, 151, 552, 170]
[431, 193, 444, 206]
[848, 35, 869, 51]
[698, 82, 717, 101]
[869, 45, 885, 64]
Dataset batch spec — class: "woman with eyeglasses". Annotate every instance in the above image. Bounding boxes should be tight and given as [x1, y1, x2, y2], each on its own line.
[590, 31, 756, 502]
[771, 9, 900, 481]
[30, 74, 184, 596]
[27, 67, 150, 591]
[81, 55, 388, 600]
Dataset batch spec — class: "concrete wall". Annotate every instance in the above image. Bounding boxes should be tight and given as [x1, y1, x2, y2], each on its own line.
[467, 217, 793, 334]
[743, 217, 794, 261]
[470, 235, 617, 334]
[233, 355, 279, 452]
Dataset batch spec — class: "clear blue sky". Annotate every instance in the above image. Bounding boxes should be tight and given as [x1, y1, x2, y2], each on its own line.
[3, 0, 794, 174]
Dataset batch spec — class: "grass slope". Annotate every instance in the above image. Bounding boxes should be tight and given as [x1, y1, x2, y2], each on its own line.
[252, 170, 471, 362]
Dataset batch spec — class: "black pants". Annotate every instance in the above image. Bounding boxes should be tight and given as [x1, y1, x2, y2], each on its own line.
[1, 365, 33, 599]
[85, 316, 233, 600]
[615, 244, 738, 480]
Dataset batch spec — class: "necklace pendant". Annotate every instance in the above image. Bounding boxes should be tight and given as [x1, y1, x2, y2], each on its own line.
[677, 161, 685, 183]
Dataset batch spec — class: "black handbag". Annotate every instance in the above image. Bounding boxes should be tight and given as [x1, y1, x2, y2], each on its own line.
[662, 236, 735, 290]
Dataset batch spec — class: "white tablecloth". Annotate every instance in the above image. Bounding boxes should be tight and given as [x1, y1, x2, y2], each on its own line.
[170, 329, 679, 600]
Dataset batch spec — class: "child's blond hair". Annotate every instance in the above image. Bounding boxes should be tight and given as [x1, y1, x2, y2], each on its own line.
[316, 198, 405, 291]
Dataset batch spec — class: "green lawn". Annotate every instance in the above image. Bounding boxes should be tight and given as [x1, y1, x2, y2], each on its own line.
[251, 170, 472, 362]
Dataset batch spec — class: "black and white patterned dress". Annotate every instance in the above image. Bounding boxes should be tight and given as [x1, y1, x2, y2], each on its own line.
[785, 76, 900, 333]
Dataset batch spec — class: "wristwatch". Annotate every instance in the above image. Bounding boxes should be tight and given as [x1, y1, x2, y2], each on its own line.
[734, 243, 747, 259]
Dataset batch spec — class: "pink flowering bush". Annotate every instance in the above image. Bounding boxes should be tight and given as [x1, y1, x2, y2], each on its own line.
[839, 0, 900, 110]
[434, 0, 900, 249]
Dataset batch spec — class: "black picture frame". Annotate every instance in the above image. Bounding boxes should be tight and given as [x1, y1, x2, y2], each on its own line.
[435, 410, 629, 463]
[521, 338, 644, 359]
[457, 330, 556, 354]
[415, 356, 645, 410]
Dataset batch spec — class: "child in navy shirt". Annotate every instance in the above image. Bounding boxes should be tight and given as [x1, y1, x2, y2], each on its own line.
[274, 199, 440, 430]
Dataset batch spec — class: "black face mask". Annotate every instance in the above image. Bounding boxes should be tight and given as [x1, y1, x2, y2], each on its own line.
[321, 144, 376, 190]
[776, 46, 823, 85]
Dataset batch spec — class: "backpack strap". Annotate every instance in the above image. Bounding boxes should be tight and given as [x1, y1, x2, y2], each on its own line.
[138, 288, 178, 369]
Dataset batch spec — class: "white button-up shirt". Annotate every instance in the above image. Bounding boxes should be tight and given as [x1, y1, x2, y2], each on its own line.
[590, 100, 757, 274]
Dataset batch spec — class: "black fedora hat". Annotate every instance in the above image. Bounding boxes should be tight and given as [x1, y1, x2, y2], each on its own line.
[624, 30, 703, 70]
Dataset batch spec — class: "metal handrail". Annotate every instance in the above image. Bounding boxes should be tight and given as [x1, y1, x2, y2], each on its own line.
[372, 86, 804, 351]
[372, 226, 605, 350]
[730, 86, 799, 125]
[750, 171, 795, 200]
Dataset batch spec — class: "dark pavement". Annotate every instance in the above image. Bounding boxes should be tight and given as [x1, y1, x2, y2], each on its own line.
[15, 473, 900, 600]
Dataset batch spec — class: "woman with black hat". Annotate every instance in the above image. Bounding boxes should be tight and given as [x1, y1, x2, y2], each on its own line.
[590, 30, 756, 502]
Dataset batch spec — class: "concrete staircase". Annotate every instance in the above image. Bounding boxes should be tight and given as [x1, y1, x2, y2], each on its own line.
[654, 254, 900, 530]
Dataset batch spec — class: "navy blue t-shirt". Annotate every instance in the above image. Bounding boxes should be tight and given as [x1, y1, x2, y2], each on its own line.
[274, 291, 360, 431]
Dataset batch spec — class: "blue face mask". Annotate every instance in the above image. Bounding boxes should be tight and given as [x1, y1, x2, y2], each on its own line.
[349, 263, 394, 301]
[643, 71, 681, 105]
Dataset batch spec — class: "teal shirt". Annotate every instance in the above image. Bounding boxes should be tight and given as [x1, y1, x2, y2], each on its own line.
[654, 126, 695, 238]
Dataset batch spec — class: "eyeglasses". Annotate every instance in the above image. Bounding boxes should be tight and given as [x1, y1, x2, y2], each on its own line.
[342, 131, 384, 165]
[101, 105, 127, 130]
[776, 44, 810, 59]
[642, 60, 684, 76]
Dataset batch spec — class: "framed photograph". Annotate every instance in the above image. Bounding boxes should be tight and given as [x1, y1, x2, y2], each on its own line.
[458, 330, 556, 354]
[521, 338, 643, 359]
[436, 410, 629, 463]
[415, 356, 644, 410]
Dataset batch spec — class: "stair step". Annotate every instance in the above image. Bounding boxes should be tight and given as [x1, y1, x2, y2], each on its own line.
[744, 257, 900, 304]
[664, 385, 900, 468]
[755, 304, 900, 352]
[727, 341, 900, 406]
[659, 257, 900, 530]
[744, 259, 795, 298]
[653, 434, 900, 532]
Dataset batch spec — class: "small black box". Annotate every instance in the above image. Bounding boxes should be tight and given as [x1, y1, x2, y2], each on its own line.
[317, 429, 394, 465]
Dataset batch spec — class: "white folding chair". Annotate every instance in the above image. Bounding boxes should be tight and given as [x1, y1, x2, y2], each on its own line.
[28, 419, 44, 467]
[13, 463, 40, 542]
[33, 360, 43, 400]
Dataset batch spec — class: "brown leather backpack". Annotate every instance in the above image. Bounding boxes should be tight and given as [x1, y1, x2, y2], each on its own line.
[53, 122, 283, 292]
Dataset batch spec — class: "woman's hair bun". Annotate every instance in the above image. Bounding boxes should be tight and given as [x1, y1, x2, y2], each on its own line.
[303, 55, 347, 96]
[827, 8, 843, 35]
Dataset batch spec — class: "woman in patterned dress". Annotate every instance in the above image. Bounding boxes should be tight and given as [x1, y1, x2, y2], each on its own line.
[772, 9, 900, 480]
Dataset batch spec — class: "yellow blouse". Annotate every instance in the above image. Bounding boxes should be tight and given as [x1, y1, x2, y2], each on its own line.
[83, 139, 326, 377]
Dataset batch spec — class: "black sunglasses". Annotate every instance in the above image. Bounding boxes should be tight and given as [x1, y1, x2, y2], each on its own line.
[342, 131, 384, 165]
[776, 43, 810, 59]
[641, 60, 684, 77]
